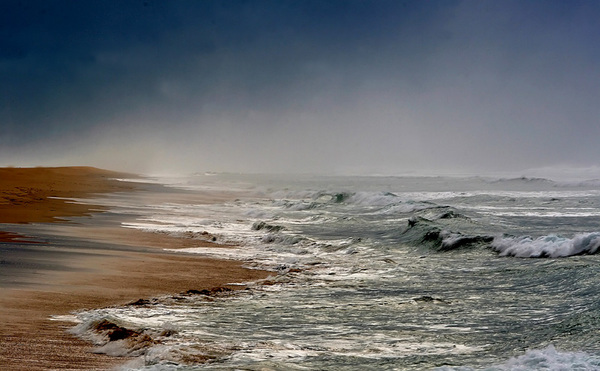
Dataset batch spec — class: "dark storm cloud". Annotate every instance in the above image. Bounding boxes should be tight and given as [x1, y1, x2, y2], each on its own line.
[1, 1, 441, 145]
[1, 0, 599, 175]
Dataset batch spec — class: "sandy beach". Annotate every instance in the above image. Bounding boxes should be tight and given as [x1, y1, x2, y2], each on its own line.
[0, 167, 270, 370]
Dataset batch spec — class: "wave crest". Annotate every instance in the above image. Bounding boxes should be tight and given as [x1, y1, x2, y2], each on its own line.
[492, 233, 600, 258]
[401, 217, 492, 251]
[437, 345, 600, 370]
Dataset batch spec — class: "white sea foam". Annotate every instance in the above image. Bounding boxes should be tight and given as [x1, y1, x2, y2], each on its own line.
[440, 231, 469, 249]
[436, 345, 600, 370]
[112, 177, 165, 184]
[49, 314, 81, 323]
[492, 233, 600, 257]
[495, 345, 600, 371]
[471, 206, 600, 218]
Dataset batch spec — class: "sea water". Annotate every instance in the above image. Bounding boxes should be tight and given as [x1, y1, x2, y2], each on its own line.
[68, 174, 600, 370]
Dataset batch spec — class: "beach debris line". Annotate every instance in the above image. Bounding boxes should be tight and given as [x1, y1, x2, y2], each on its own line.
[183, 286, 233, 296]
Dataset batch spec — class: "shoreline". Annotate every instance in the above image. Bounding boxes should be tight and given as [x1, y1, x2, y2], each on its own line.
[0, 166, 137, 226]
[0, 167, 271, 370]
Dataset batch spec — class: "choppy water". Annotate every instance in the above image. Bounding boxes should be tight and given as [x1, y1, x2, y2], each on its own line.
[68, 174, 600, 370]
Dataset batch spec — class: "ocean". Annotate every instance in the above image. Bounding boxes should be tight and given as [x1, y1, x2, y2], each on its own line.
[66, 173, 600, 370]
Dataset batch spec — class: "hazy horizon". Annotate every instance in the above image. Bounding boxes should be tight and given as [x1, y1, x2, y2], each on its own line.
[2, 1, 599, 178]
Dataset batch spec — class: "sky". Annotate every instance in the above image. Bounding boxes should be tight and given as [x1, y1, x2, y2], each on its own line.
[1, 0, 599, 176]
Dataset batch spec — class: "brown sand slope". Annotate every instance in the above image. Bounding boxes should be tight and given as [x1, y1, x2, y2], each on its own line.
[0, 166, 136, 227]
[0, 167, 271, 370]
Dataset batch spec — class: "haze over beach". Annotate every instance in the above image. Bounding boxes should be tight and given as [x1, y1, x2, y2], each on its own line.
[2, 0, 600, 177]
[4, 1, 600, 370]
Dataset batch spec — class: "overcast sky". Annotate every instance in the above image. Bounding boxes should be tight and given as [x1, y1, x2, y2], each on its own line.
[1, 0, 599, 176]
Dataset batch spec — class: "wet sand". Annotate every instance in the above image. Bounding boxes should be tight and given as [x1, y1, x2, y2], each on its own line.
[0, 167, 270, 370]
[0, 166, 136, 227]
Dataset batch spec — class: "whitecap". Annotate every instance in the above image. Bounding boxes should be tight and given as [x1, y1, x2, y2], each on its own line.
[491, 233, 600, 258]
[436, 345, 600, 370]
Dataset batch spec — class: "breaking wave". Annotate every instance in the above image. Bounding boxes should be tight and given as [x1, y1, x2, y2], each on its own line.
[492, 233, 600, 258]
[400, 215, 493, 251]
[437, 345, 600, 370]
